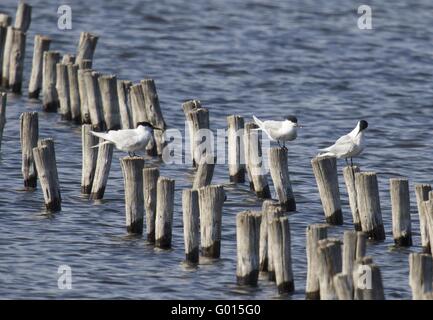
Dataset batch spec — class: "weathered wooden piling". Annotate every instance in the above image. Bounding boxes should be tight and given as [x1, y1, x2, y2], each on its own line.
[305, 224, 328, 299]
[0, 26, 7, 82]
[269, 216, 294, 294]
[268, 147, 296, 211]
[182, 99, 202, 164]
[121, 157, 145, 234]
[343, 165, 361, 230]
[77, 68, 91, 124]
[81, 124, 98, 194]
[355, 172, 385, 240]
[422, 199, 433, 256]
[244, 122, 271, 198]
[333, 273, 353, 300]
[61, 54, 75, 64]
[89, 142, 113, 200]
[311, 156, 343, 225]
[1, 26, 13, 88]
[182, 189, 200, 264]
[155, 177, 175, 249]
[77, 59, 92, 70]
[415, 184, 431, 252]
[186, 108, 210, 166]
[84, 70, 105, 130]
[42, 51, 60, 112]
[409, 253, 433, 300]
[261, 200, 284, 280]
[8, 28, 26, 93]
[143, 167, 159, 242]
[0, 14, 11, 26]
[192, 154, 216, 189]
[352, 257, 385, 300]
[117, 80, 133, 129]
[236, 211, 261, 286]
[56, 63, 71, 120]
[342, 230, 367, 286]
[28, 35, 51, 98]
[227, 115, 245, 183]
[20, 112, 39, 189]
[14, 2, 32, 32]
[67, 63, 80, 122]
[198, 185, 225, 258]
[141, 79, 166, 155]
[316, 238, 342, 300]
[129, 84, 146, 126]
[75, 32, 98, 65]
[37, 138, 59, 181]
[390, 178, 412, 246]
[32, 143, 61, 212]
[0, 92, 6, 150]
[99, 74, 121, 130]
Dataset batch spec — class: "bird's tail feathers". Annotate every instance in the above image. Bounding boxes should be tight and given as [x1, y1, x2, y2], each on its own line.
[316, 151, 333, 158]
[90, 131, 108, 140]
[91, 140, 113, 149]
[252, 115, 264, 129]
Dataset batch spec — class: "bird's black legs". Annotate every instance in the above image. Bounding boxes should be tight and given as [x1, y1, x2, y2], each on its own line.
[350, 157, 353, 167]
[345, 158, 349, 165]
[277, 140, 281, 147]
[128, 152, 132, 157]
[128, 152, 137, 157]
[283, 141, 288, 151]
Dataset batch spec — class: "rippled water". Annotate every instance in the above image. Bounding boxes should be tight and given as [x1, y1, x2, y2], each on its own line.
[1, 0, 433, 299]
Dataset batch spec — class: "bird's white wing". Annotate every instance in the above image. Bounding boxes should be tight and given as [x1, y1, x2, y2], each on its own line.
[262, 120, 284, 140]
[106, 129, 142, 148]
[325, 134, 356, 156]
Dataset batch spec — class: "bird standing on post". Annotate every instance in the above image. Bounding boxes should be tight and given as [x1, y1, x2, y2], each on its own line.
[317, 120, 368, 166]
[90, 122, 160, 156]
[252, 115, 301, 150]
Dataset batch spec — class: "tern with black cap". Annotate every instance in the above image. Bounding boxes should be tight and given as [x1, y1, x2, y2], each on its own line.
[252, 115, 301, 150]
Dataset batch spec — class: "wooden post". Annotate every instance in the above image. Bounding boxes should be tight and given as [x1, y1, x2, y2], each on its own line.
[268, 147, 296, 211]
[305, 223, 328, 299]
[42, 51, 60, 112]
[77, 68, 91, 124]
[236, 211, 261, 286]
[198, 185, 225, 258]
[342, 230, 367, 294]
[117, 80, 133, 129]
[1, 26, 12, 88]
[409, 253, 433, 300]
[261, 200, 284, 280]
[333, 273, 353, 300]
[355, 172, 385, 240]
[343, 166, 362, 230]
[0, 92, 6, 150]
[56, 63, 71, 120]
[20, 112, 38, 189]
[32, 144, 61, 212]
[61, 54, 75, 64]
[129, 83, 147, 127]
[182, 189, 200, 264]
[415, 184, 431, 252]
[244, 122, 271, 198]
[182, 99, 202, 164]
[422, 199, 433, 256]
[99, 74, 121, 130]
[192, 154, 215, 189]
[75, 32, 98, 65]
[81, 124, 98, 194]
[317, 238, 342, 300]
[141, 79, 166, 155]
[0, 14, 11, 27]
[28, 35, 51, 98]
[37, 138, 59, 181]
[77, 59, 92, 70]
[186, 108, 210, 167]
[121, 157, 145, 234]
[390, 178, 412, 246]
[227, 115, 245, 183]
[352, 257, 385, 300]
[269, 216, 294, 294]
[143, 167, 159, 242]
[0, 26, 7, 83]
[89, 143, 113, 199]
[14, 2, 32, 32]
[311, 156, 343, 225]
[8, 28, 26, 93]
[155, 177, 175, 249]
[84, 70, 105, 130]
[67, 63, 80, 122]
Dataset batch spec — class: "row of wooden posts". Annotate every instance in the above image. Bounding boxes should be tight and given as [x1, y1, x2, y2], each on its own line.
[1, 2, 433, 299]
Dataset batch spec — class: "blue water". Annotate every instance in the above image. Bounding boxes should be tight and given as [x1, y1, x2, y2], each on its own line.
[1, 0, 432, 299]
